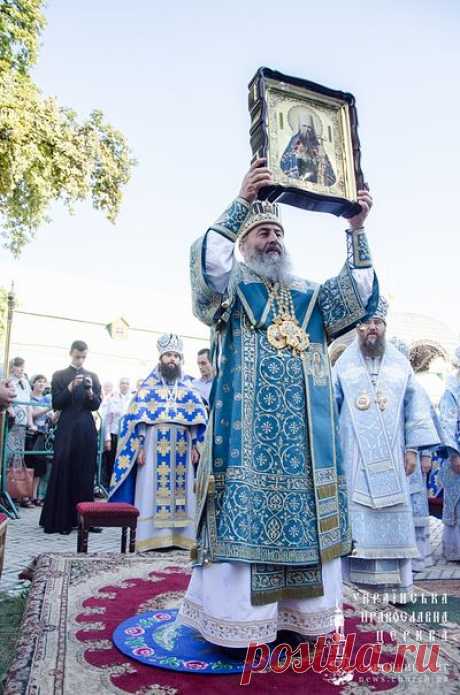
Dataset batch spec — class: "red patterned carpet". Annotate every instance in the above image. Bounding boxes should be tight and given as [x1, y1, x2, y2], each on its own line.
[4, 552, 460, 694]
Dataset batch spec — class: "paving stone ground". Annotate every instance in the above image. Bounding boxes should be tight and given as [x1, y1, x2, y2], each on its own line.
[0, 505, 123, 594]
[413, 515, 460, 581]
[1, 509, 460, 595]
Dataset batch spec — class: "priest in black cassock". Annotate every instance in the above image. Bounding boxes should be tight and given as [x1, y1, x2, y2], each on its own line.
[40, 340, 102, 534]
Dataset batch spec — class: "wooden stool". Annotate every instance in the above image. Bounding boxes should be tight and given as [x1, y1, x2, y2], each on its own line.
[76, 502, 139, 553]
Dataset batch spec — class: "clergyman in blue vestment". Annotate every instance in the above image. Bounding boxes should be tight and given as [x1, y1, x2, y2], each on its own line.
[438, 346, 460, 561]
[109, 334, 207, 551]
[390, 336, 439, 572]
[179, 158, 378, 649]
[334, 301, 440, 603]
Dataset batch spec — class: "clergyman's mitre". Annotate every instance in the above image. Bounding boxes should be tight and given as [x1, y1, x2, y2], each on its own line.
[238, 200, 283, 243]
[157, 333, 183, 357]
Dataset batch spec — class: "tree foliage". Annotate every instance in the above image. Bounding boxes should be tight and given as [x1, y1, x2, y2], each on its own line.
[0, 0, 44, 73]
[0, 0, 135, 255]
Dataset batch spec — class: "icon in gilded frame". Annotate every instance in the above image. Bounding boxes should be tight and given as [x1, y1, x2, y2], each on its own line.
[248, 67, 365, 218]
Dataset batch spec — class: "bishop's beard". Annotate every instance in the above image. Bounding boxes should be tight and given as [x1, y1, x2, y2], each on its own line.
[159, 362, 181, 382]
[244, 247, 294, 285]
[359, 333, 386, 359]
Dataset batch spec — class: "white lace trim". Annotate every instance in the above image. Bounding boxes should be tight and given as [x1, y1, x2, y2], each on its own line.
[179, 598, 341, 648]
[278, 605, 341, 636]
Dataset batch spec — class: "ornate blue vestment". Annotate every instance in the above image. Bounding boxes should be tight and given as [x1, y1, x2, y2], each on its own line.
[335, 342, 415, 509]
[189, 198, 379, 603]
[334, 341, 440, 587]
[108, 370, 207, 510]
[439, 375, 460, 525]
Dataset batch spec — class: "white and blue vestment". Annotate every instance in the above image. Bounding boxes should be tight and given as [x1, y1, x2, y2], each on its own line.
[391, 338, 440, 571]
[179, 197, 378, 647]
[438, 374, 460, 560]
[109, 369, 207, 550]
[408, 384, 443, 571]
[334, 341, 440, 598]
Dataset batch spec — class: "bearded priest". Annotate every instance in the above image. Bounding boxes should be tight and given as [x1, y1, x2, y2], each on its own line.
[179, 158, 378, 650]
[334, 301, 440, 601]
[109, 334, 207, 551]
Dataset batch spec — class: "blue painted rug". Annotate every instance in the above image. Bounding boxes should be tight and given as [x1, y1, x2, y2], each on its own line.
[113, 609, 244, 674]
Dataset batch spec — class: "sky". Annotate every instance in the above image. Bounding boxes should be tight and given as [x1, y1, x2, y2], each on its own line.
[1, 0, 459, 380]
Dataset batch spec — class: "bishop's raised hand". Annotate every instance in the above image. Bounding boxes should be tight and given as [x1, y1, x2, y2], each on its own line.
[239, 158, 273, 204]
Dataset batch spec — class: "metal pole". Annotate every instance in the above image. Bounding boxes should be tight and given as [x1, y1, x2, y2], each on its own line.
[0, 285, 19, 518]
[94, 413, 108, 498]
[2, 284, 15, 376]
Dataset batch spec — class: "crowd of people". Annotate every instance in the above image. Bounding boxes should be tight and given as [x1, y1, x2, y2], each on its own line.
[0, 342, 215, 532]
[3, 357, 56, 508]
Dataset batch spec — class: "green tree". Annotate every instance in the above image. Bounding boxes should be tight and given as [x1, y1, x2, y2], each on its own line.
[0, 0, 135, 255]
[0, 0, 45, 73]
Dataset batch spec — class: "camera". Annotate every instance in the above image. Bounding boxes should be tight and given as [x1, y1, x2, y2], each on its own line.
[83, 377, 92, 390]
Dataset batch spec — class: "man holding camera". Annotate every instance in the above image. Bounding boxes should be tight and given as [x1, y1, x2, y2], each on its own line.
[40, 340, 102, 534]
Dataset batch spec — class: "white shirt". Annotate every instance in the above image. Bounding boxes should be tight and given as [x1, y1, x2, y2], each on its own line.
[204, 230, 375, 304]
[192, 376, 213, 404]
[104, 391, 132, 438]
[10, 375, 32, 426]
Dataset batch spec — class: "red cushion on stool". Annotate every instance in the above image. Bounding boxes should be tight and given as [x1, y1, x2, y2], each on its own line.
[77, 502, 139, 528]
[76, 502, 139, 516]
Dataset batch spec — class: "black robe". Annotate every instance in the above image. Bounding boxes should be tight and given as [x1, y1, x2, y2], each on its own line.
[40, 365, 102, 533]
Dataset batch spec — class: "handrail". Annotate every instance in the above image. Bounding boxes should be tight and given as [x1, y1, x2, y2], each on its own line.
[0, 399, 107, 518]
